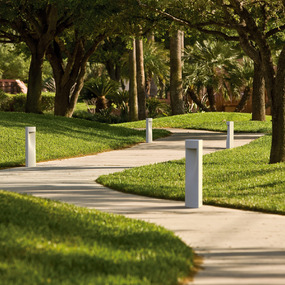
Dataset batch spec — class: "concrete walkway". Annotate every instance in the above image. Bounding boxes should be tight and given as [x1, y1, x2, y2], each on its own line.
[1, 129, 284, 284]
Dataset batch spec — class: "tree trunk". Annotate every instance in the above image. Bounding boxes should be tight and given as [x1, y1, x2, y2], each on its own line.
[96, 96, 108, 113]
[129, 38, 138, 121]
[260, 46, 285, 163]
[48, 40, 85, 117]
[186, 87, 210, 112]
[170, 30, 184, 115]
[136, 37, 146, 120]
[106, 60, 121, 82]
[235, 86, 251, 112]
[25, 50, 45, 113]
[270, 81, 285, 162]
[53, 75, 85, 117]
[252, 62, 266, 121]
[207, 85, 216, 111]
[47, 35, 104, 117]
[269, 48, 285, 163]
[12, 4, 61, 114]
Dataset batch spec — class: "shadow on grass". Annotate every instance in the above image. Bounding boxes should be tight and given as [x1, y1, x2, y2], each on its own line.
[0, 190, 193, 284]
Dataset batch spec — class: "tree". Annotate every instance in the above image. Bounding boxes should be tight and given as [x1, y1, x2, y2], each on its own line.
[0, 1, 73, 113]
[170, 29, 184, 115]
[184, 39, 243, 112]
[46, 0, 132, 117]
[0, 43, 30, 81]
[252, 61, 266, 121]
[143, 41, 169, 98]
[129, 38, 139, 121]
[91, 37, 128, 84]
[138, 0, 285, 163]
[46, 32, 105, 117]
[136, 36, 147, 120]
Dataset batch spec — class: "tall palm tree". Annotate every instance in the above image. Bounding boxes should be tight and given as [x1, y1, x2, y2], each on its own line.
[136, 36, 146, 120]
[129, 38, 138, 121]
[143, 41, 169, 98]
[183, 40, 245, 111]
[170, 29, 184, 115]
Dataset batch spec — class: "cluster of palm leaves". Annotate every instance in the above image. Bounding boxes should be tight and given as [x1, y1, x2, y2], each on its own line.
[183, 40, 254, 112]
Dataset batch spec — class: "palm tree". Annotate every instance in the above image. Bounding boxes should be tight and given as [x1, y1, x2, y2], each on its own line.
[170, 29, 184, 115]
[129, 38, 138, 121]
[83, 77, 118, 113]
[183, 40, 245, 111]
[143, 41, 169, 98]
[136, 36, 146, 120]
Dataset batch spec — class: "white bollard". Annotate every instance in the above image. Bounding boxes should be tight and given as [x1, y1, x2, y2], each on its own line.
[146, 118, 153, 143]
[226, 121, 234, 149]
[185, 139, 203, 208]
[25, 126, 36, 167]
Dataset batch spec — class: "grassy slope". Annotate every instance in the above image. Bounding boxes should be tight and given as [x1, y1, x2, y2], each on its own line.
[0, 112, 169, 168]
[117, 112, 272, 133]
[98, 113, 285, 215]
[97, 135, 285, 215]
[0, 190, 194, 285]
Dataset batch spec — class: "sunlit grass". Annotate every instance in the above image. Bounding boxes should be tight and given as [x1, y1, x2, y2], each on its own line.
[97, 134, 285, 215]
[0, 112, 169, 168]
[117, 112, 272, 133]
[0, 190, 194, 284]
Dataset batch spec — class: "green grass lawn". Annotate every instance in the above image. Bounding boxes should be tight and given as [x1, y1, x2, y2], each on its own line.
[97, 135, 285, 215]
[98, 113, 285, 215]
[0, 112, 169, 169]
[117, 112, 272, 133]
[0, 190, 194, 285]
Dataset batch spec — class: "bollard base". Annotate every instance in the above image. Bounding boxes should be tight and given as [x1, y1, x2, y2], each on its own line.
[25, 126, 36, 167]
[185, 140, 203, 209]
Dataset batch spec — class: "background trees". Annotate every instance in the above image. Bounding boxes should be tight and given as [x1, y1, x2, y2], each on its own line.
[138, 0, 285, 163]
[2, 0, 285, 163]
[0, 44, 30, 81]
[0, 1, 73, 113]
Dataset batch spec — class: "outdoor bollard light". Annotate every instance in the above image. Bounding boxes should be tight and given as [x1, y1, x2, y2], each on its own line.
[226, 121, 234, 149]
[146, 118, 153, 143]
[185, 139, 203, 208]
[25, 126, 36, 167]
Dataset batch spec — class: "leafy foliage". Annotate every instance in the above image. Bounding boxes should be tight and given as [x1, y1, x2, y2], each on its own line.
[0, 44, 30, 81]
[0, 93, 54, 113]
[146, 98, 170, 118]
[183, 40, 251, 101]
[83, 77, 119, 100]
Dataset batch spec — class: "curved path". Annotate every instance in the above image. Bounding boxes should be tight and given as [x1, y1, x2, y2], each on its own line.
[1, 129, 285, 284]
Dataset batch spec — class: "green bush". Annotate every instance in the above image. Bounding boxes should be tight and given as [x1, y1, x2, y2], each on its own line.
[0, 93, 26, 112]
[0, 92, 55, 113]
[41, 93, 55, 112]
[73, 106, 129, 124]
[0, 90, 10, 110]
[146, 98, 170, 118]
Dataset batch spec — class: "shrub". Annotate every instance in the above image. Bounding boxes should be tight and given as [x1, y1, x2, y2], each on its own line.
[0, 90, 10, 110]
[73, 106, 128, 124]
[80, 77, 119, 102]
[0, 92, 55, 113]
[41, 93, 55, 112]
[107, 90, 129, 108]
[146, 97, 170, 118]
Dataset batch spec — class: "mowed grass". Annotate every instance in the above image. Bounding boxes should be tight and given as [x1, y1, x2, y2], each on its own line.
[0, 112, 169, 168]
[97, 135, 285, 215]
[99, 113, 285, 215]
[118, 112, 272, 133]
[0, 190, 194, 285]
